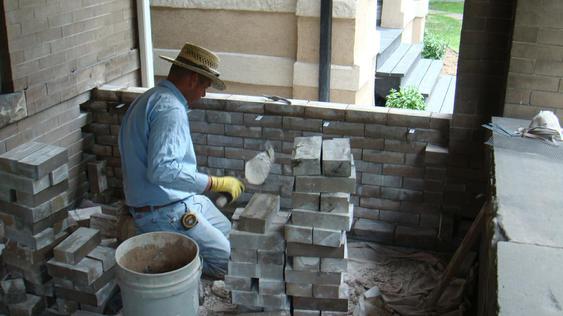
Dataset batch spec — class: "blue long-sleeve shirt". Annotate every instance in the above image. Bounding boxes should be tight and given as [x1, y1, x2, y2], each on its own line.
[118, 80, 209, 207]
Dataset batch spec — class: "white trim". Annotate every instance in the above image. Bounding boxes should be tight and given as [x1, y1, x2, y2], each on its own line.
[150, 0, 297, 13]
[137, 0, 154, 88]
[154, 49, 294, 87]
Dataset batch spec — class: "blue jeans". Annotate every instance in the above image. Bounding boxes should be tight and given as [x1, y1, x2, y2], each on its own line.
[130, 195, 231, 279]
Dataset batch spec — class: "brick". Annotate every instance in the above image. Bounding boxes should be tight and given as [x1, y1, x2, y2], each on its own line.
[313, 283, 348, 299]
[244, 113, 282, 128]
[261, 293, 290, 309]
[86, 246, 116, 271]
[208, 157, 244, 170]
[7, 294, 45, 316]
[383, 164, 424, 178]
[47, 256, 103, 286]
[230, 223, 286, 251]
[286, 283, 313, 297]
[227, 261, 258, 278]
[365, 124, 408, 140]
[320, 256, 348, 273]
[0, 170, 51, 194]
[225, 95, 265, 113]
[384, 140, 426, 153]
[295, 165, 356, 193]
[0, 192, 68, 224]
[395, 226, 436, 249]
[287, 239, 347, 258]
[292, 136, 322, 176]
[0, 142, 47, 173]
[283, 117, 322, 132]
[284, 224, 313, 244]
[345, 105, 388, 124]
[320, 192, 349, 213]
[285, 264, 341, 285]
[238, 193, 280, 234]
[354, 160, 382, 173]
[351, 219, 394, 243]
[53, 227, 101, 265]
[322, 138, 352, 177]
[530, 91, 563, 107]
[257, 250, 284, 266]
[363, 150, 404, 164]
[259, 278, 285, 295]
[68, 206, 103, 227]
[293, 288, 348, 312]
[362, 173, 401, 187]
[54, 279, 117, 307]
[225, 125, 262, 138]
[305, 101, 347, 120]
[15, 179, 69, 207]
[293, 256, 320, 272]
[208, 134, 243, 147]
[322, 121, 364, 136]
[313, 227, 343, 247]
[49, 163, 69, 185]
[225, 275, 252, 291]
[259, 263, 285, 280]
[89, 213, 118, 238]
[231, 248, 257, 263]
[291, 205, 352, 231]
[91, 144, 112, 156]
[387, 108, 431, 128]
[206, 110, 243, 124]
[292, 191, 320, 211]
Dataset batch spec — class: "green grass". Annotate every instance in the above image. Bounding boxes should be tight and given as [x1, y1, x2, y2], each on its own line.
[429, 1, 465, 14]
[425, 14, 462, 52]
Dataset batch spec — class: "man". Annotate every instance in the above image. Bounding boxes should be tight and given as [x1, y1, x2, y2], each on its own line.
[118, 43, 245, 279]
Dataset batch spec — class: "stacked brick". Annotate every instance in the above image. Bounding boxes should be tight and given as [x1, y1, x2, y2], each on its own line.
[0, 142, 72, 315]
[225, 193, 291, 312]
[285, 136, 354, 315]
[46, 227, 117, 314]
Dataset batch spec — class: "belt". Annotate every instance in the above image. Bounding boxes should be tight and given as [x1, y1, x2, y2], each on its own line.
[130, 200, 183, 213]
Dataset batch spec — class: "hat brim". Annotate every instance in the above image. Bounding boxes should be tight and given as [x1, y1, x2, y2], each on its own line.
[160, 55, 226, 91]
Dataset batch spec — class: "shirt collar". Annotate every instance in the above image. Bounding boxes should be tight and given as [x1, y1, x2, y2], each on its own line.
[158, 79, 188, 108]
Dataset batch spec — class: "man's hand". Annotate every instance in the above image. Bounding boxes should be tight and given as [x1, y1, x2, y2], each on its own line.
[209, 176, 245, 203]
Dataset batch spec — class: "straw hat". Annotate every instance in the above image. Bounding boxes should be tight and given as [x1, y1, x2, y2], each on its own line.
[160, 42, 226, 90]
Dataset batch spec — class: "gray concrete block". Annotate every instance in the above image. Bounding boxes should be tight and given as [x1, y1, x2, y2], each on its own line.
[232, 289, 260, 307]
[291, 205, 353, 231]
[5, 226, 54, 250]
[313, 283, 348, 299]
[322, 139, 352, 177]
[284, 224, 313, 244]
[259, 263, 285, 280]
[54, 279, 117, 307]
[287, 238, 347, 259]
[0, 192, 68, 225]
[0, 170, 51, 195]
[257, 250, 284, 266]
[68, 206, 102, 227]
[46, 257, 103, 286]
[294, 165, 356, 193]
[258, 278, 285, 295]
[225, 275, 252, 291]
[49, 164, 69, 186]
[86, 246, 116, 271]
[7, 293, 45, 316]
[313, 227, 343, 248]
[286, 283, 313, 297]
[320, 193, 350, 213]
[260, 293, 290, 309]
[292, 136, 322, 176]
[67, 266, 117, 295]
[320, 256, 348, 273]
[293, 286, 348, 312]
[292, 192, 320, 211]
[228, 261, 259, 278]
[238, 193, 280, 234]
[285, 264, 342, 285]
[293, 256, 320, 272]
[16, 179, 69, 208]
[0, 142, 47, 173]
[230, 222, 285, 251]
[231, 248, 257, 263]
[53, 227, 101, 265]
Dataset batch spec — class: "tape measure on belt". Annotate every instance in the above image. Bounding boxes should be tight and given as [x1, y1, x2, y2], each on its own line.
[180, 212, 198, 229]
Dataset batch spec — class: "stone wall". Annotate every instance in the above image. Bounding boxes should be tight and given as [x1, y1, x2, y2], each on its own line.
[84, 86, 464, 250]
[504, 0, 563, 120]
[0, 0, 141, 204]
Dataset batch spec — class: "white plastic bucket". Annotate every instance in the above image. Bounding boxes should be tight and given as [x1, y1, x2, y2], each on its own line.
[115, 232, 201, 316]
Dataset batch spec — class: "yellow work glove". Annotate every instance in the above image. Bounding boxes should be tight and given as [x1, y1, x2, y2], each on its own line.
[210, 176, 245, 203]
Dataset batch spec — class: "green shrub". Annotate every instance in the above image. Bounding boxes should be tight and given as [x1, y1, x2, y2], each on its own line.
[385, 87, 426, 111]
[422, 32, 447, 59]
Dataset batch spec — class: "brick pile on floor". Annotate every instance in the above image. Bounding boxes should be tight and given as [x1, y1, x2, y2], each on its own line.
[224, 193, 291, 312]
[285, 136, 355, 315]
[46, 226, 118, 314]
[0, 142, 71, 315]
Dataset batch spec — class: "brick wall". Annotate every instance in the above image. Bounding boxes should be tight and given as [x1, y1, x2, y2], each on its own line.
[0, 0, 141, 205]
[504, 0, 563, 120]
[446, 0, 517, 226]
[86, 86, 462, 250]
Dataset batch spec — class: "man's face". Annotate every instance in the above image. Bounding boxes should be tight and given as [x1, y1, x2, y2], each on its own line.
[184, 73, 211, 105]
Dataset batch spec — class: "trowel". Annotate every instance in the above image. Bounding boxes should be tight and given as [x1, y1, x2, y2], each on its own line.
[216, 142, 275, 207]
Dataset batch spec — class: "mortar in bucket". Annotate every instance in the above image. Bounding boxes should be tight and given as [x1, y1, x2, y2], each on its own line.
[115, 231, 201, 316]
